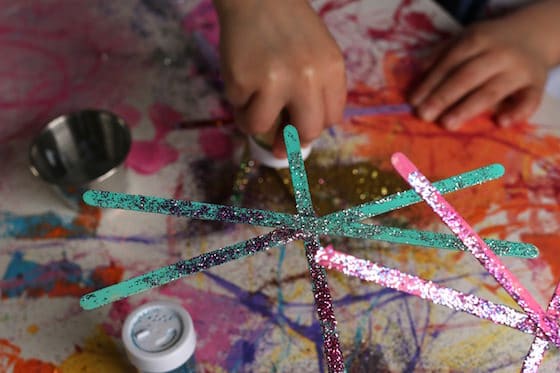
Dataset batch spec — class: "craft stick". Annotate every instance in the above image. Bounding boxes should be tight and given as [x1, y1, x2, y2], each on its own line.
[285, 125, 345, 373]
[327, 164, 504, 221]
[80, 228, 299, 310]
[521, 283, 560, 372]
[315, 246, 537, 334]
[391, 152, 559, 347]
[83, 165, 538, 258]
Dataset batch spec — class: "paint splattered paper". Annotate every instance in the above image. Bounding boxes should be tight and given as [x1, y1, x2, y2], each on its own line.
[80, 127, 547, 372]
[1, 0, 560, 371]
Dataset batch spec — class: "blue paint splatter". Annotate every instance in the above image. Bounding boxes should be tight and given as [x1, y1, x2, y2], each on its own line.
[1, 251, 84, 297]
[0, 211, 94, 239]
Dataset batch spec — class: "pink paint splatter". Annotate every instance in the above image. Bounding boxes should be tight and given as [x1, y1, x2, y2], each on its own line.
[125, 102, 182, 175]
[198, 128, 233, 160]
[148, 102, 184, 141]
[0, 0, 146, 144]
[159, 280, 253, 364]
[112, 103, 142, 129]
[125, 141, 179, 175]
[182, 0, 220, 48]
[101, 299, 135, 337]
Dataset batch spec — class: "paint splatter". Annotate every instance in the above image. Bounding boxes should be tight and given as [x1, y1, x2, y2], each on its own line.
[1, 251, 124, 299]
[182, 0, 220, 48]
[198, 127, 233, 160]
[0, 339, 57, 373]
[124, 102, 182, 174]
[0, 0, 147, 144]
[59, 327, 135, 372]
[345, 51, 560, 242]
[0, 203, 101, 239]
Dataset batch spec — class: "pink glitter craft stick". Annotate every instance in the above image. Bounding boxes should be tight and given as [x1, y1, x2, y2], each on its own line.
[315, 246, 537, 334]
[522, 283, 560, 372]
[391, 152, 559, 347]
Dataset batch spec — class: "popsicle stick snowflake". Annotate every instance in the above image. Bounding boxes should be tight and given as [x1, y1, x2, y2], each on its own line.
[81, 125, 543, 372]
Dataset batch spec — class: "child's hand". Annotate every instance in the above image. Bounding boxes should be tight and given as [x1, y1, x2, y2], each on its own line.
[213, 0, 346, 157]
[410, 18, 549, 129]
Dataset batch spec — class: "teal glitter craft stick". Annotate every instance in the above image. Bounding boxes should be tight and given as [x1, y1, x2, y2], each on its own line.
[326, 164, 505, 222]
[284, 125, 344, 373]
[327, 222, 534, 257]
[80, 229, 300, 310]
[85, 164, 502, 227]
[84, 191, 537, 258]
[83, 191, 295, 227]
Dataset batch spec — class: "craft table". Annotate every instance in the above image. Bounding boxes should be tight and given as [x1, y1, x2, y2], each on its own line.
[1, 0, 559, 372]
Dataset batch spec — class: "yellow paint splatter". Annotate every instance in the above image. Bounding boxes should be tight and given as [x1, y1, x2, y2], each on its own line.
[59, 327, 135, 373]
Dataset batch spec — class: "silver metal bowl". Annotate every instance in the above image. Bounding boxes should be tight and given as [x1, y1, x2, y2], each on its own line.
[29, 110, 131, 207]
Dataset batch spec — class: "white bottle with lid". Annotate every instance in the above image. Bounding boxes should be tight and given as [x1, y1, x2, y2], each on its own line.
[248, 135, 312, 169]
[122, 301, 196, 373]
[248, 113, 313, 169]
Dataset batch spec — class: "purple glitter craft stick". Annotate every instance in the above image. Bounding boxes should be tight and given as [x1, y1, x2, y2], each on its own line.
[315, 246, 538, 334]
[391, 152, 559, 347]
[304, 237, 345, 372]
[80, 228, 300, 310]
[285, 125, 345, 373]
[522, 283, 560, 372]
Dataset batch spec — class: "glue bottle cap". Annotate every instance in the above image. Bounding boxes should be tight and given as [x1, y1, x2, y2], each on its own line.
[122, 301, 196, 373]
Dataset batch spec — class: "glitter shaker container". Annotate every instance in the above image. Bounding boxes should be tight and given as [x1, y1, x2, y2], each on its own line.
[122, 301, 196, 373]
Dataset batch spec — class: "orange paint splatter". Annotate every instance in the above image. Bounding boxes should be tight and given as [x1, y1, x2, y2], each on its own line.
[90, 262, 125, 288]
[73, 203, 102, 234]
[520, 233, 560, 282]
[345, 52, 560, 235]
[27, 324, 39, 335]
[0, 339, 57, 373]
[14, 359, 58, 373]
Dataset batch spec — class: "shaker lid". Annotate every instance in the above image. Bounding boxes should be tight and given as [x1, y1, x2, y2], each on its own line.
[122, 301, 196, 373]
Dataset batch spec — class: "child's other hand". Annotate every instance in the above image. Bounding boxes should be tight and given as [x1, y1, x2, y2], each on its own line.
[214, 0, 346, 157]
[410, 18, 549, 129]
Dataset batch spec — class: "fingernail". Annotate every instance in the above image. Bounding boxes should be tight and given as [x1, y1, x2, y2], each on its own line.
[420, 105, 437, 122]
[443, 115, 459, 130]
[499, 116, 511, 127]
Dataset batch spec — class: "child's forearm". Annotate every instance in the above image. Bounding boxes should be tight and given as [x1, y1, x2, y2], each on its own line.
[503, 0, 560, 68]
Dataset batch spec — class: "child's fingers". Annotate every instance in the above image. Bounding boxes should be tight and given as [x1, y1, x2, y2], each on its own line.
[496, 87, 542, 126]
[418, 37, 455, 73]
[323, 66, 347, 126]
[410, 34, 486, 107]
[416, 51, 505, 122]
[440, 74, 526, 129]
[271, 125, 287, 158]
[284, 85, 325, 151]
[235, 88, 285, 136]
[223, 74, 255, 108]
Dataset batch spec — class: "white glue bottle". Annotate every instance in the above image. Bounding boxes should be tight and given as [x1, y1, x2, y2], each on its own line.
[122, 301, 196, 373]
[248, 112, 312, 169]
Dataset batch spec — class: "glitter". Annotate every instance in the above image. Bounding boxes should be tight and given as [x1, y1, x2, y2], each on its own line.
[315, 246, 536, 333]
[80, 126, 545, 372]
[521, 283, 560, 372]
[391, 152, 558, 345]
[390, 152, 560, 369]
[285, 125, 344, 372]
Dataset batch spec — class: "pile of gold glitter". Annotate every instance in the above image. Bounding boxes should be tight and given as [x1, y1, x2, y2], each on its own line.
[232, 149, 406, 216]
